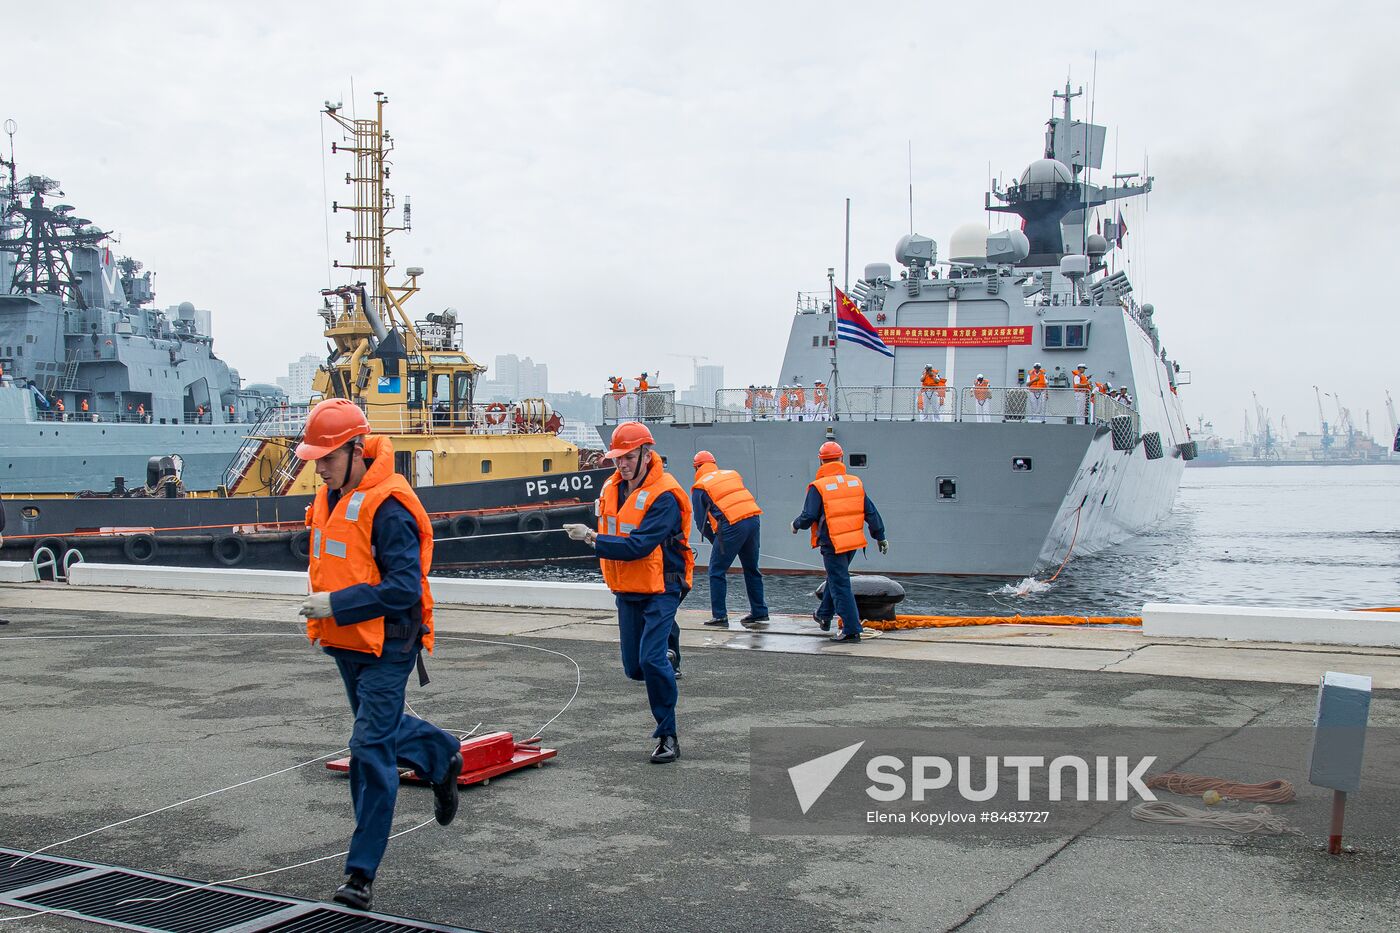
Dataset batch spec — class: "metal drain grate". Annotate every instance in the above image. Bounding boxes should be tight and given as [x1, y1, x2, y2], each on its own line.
[0, 853, 88, 892]
[0, 848, 486, 933]
[259, 911, 475, 932]
[23, 870, 288, 932]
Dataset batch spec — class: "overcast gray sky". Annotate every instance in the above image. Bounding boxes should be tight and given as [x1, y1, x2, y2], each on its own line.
[8, 0, 1398, 442]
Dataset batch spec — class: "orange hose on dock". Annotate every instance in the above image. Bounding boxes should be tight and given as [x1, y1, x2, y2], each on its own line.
[863, 614, 1142, 631]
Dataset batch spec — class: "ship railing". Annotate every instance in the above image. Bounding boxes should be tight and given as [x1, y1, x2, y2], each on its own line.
[221, 404, 312, 490]
[601, 390, 676, 424]
[957, 386, 1094, 424]
[1090, 392, 1140, 433]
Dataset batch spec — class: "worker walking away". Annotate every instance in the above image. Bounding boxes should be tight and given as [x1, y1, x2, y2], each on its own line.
[972, 374, 992, 423]
[295, 398, 464, 912]
[1026, 363, 1048, 422]
[1071, 364, 1092, 424]
[691, 450, 768, 630]
[791, 441, 887, 643]
[564, 421, 691, 763]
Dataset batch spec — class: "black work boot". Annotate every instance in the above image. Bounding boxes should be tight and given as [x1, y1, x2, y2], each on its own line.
[666, 648, 683, 680]
[650, 734, 680, 763]
[432, 752, 463, 826]
[333, 871, 373, 910]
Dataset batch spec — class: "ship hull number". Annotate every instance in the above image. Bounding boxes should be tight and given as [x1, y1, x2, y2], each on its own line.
[526, 474, 595, 497]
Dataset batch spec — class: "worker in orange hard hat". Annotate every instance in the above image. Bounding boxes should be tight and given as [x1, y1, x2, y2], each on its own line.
[691, 449, 768, 630]
[563, 420, 691, 763]
[294, 398, 464, 911]
[791, 440, 887, 642]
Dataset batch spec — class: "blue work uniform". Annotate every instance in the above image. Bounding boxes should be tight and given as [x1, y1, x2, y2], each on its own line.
[595, 490, 688, 737]
[692, 487, 768, 621]
[793, 486, 886, 637]
[322, 493, 460, 882]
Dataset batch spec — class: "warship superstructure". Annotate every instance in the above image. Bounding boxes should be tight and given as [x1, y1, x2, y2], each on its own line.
[2, 96, 603, 573]
[614, 84, 1192, 576]
[0, 119, 278, 493]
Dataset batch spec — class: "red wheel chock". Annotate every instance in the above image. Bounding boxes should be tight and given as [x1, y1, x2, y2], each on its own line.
[326, 731, 557, 786]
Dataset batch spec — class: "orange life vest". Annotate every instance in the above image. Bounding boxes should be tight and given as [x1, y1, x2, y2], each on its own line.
[636, 377, 649, 393]
[795, 388, 806, 406]
[1028, 370, 1047, 389]
[973, 378, 991, 402]
[692, 462, 762, 532]
[56, 399, 64, 411]
[304, 435, 436, 656]
[609, 377, 625, 395]
[814, 386, 828, 405]
[744, 389, 754, 409]
[1094, 381, 1109, 394]
[1073, 371, 1091, 391]
[597, 450, 695, 594]
[808, 460, 868, 554]
[81, 398, 90, 411]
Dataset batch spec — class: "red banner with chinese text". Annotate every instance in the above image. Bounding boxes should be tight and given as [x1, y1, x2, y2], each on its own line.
[875, 326, 1033, 347]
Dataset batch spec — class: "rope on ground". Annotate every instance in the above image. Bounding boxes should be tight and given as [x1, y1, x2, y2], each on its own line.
[862, 614, 1141, 631]
[1130, 801, 1301, 835]
[1145, 772, 1295, 803]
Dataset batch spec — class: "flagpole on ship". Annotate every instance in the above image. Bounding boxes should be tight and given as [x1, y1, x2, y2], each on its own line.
[827, 266, 840, 421]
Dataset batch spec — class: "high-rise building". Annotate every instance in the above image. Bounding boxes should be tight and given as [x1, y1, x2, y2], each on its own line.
[694, 364, 724, 407]
[481, 353, 549, 400]
[275, 353, 322, 403]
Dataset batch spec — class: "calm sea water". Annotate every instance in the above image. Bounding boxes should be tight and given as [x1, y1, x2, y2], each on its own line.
[457, 465, 1400, 617]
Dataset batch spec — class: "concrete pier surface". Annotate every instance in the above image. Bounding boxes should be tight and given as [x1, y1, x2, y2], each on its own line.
[1, 581, 1398, 932]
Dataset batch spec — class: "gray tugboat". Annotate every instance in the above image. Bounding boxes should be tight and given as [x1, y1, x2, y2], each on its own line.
[0, 119, 280, 494]
[606, 83, 1192, 576]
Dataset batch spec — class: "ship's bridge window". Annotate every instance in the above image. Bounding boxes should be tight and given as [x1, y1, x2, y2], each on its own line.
[1042, 321, 1089, 350]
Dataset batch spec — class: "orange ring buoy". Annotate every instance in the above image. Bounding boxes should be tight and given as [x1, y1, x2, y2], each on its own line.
[485, 402, 508, 425]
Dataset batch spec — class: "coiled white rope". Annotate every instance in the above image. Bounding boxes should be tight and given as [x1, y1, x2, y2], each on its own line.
[1130, 801, 1302, 835]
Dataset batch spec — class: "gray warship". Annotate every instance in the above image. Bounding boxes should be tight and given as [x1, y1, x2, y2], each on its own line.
[0, 120, 279, 494]
[606, 84, 1192, 576]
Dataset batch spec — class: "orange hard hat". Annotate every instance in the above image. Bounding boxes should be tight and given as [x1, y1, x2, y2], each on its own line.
[818, 440, 844, 461]
[295, 397, 370, 460]
[604, 420, 655, 460]
[693, 450, 716, 467]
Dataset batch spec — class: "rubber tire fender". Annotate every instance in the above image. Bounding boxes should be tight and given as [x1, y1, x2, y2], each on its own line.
[123, 533, 158, 564]
[211, 534, 247, 567]
[289, 530, 312, 561]
[450, 514, 481, 539]
[517, 511, 549, 541]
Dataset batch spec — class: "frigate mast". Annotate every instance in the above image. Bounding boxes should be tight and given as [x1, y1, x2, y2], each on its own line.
[320, 91, 423, 398]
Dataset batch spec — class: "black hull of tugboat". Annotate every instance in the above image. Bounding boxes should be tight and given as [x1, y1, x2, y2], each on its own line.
[1, 469, 613, 573]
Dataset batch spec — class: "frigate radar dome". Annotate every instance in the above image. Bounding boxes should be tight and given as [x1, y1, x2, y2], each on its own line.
[948, 223, 988, 264]
[863, 262, 892, 283]
[1086, 233, 1108, 257]
[1020, 158, 1073, 186]
[177, 301, 197, 318]
[895, 233, 935, 266]
[985, 228, 1030, 264]
[1141, 303, 1155, 316]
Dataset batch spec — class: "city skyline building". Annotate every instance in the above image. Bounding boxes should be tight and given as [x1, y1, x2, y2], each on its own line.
[275, 352, 322, 403]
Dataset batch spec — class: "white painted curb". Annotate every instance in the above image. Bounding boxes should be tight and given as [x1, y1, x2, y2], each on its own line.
[1142, 602, 1400, 648]
[65, 563, 614, 611]
[0, 560, 38, 583]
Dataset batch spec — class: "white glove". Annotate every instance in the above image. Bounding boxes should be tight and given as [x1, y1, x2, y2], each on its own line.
[791, 521, 800, 534]
[563, 523, 597, 547]
[300, 592, 333, 619]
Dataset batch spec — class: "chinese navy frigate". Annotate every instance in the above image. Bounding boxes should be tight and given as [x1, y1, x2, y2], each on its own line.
[606, 84, 1192, 576]
[0, 120, 281, 493]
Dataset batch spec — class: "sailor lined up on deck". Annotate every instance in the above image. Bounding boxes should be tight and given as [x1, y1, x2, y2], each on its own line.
[919, 366, 947, 422]
[1026, 364, 1048, 422]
